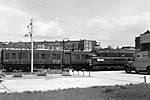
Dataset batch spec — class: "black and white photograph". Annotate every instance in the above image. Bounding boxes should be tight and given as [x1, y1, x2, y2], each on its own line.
[0, 0, 150, 100]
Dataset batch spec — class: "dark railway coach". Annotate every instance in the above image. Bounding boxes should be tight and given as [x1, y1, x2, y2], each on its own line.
[0, 49, 92, 72]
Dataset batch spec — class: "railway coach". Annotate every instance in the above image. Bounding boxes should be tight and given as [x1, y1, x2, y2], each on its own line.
[0, 49, 93, 72]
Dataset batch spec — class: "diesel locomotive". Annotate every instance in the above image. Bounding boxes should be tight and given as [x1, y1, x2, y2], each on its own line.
[90, 49, 134, 70]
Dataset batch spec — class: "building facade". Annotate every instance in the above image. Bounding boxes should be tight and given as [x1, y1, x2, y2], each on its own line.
[135, 30, 150, 51]
[1, 39, 97, 52]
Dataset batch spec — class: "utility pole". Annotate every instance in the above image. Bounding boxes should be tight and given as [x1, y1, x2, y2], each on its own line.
[30, 18, 33, 73]
[26, 18, 33, 73]
[61, 39, 64, 71]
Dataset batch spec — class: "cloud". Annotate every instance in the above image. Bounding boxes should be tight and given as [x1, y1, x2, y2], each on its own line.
[87, 12, 150, 37]
[0, 4, 65, 41]
[85, 13, 150, 47]
[0, 5, 31, 36]
[0, 3, 67, 42]
[0, 5, 31, 21]
[33, 20, 64, 37]
[87, 16, 140, 29]
[87, 12, 150, 28]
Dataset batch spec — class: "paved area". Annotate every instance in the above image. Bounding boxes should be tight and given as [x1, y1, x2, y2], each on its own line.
[0, 71, 149, 93]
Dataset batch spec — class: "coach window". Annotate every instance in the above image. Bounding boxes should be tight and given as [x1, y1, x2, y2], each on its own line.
[56, 54, 61, 60]
[47, 54, 51, 59]
[12, 53, 16, 59]
[18, 52, 22, 59]
[34, 53, 39, 59]
[73, 54, 80, 60]
[52, 54, 56, 59]
[41, 54, 46, 59]
[5, 53, 10, 59]
[77, 54, 80, 59]
[22, 52, 27, 59]
[82, 55, 86, 59]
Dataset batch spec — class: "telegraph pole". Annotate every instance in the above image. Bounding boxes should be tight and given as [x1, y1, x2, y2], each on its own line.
[26, 18, 34, 73]
[30, 18, 33, 73]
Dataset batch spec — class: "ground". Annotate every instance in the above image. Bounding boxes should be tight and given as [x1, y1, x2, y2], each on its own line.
[0, 70, 149, 93]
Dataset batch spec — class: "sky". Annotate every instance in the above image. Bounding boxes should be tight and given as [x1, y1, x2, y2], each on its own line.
[1, 0, 150, 48]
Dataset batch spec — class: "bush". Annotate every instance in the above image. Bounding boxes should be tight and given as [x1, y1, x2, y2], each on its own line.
[13, 72, 23, 77]
[36, 72, 47, 76]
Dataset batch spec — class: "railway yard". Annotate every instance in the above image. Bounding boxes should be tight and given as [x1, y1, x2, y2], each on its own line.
[2, 0, 150, 99]
[0, 70, 148, 93]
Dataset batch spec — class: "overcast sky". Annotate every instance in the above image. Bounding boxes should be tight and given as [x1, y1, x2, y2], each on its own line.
[1, 0, 150, 48]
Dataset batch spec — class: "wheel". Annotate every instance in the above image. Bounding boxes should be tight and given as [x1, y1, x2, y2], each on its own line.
[125, 66, 131, 73]
[147, 66, 150, 75]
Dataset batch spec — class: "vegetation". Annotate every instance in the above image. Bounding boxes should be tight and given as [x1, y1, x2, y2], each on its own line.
[0, 83, 150, 100]
[12, 72, 23, 77]
[36, 71, 47, 76]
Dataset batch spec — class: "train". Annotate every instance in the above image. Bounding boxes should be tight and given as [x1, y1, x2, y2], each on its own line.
[0, 48, 134, 72]
[90, 49, 134, 70]
[0, 49, 94, 72]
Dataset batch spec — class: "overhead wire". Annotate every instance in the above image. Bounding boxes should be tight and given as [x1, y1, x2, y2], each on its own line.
[21, 0, 139, 33]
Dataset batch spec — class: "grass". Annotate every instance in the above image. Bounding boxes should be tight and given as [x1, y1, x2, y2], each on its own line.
[0, 83, 150, 100]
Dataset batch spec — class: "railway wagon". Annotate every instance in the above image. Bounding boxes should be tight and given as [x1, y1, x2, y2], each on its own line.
[90, 49, 134, 70]
[1, 49, 92, 72]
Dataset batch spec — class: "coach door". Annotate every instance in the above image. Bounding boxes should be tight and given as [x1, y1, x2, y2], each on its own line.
[64, 53, 71, 64]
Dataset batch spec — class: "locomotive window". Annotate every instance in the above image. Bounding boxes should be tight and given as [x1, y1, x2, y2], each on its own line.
[127, 53, 133, 57]
[12, 53, 16, 59]
[41, 54, 46, 59]
[5, 53, 10, 59]
[107, 53, 111, 57]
